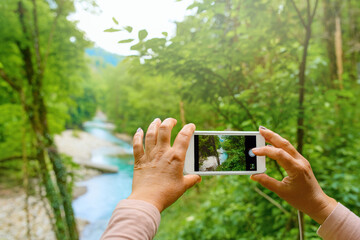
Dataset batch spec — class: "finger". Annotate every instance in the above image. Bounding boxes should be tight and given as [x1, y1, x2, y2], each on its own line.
[145, 118, 161, 154]
[259, 127, 300, 158]
[252, 146, 298, 175]
[173, 123, 196, 158]
[250, 173, 284, 194]
[157, 118, 177, 147]
[183, 175, 201, 190]
[133, 128, 144, 165]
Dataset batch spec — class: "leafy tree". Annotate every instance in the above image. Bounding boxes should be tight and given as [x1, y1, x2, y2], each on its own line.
[107, 0, 360, 239]
[198, 135, 220, 166]
[218, 135, 246, 171]
[0, 0, 97, 239]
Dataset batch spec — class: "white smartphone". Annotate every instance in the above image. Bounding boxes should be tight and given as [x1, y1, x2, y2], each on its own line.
[184, 131, 266, 175]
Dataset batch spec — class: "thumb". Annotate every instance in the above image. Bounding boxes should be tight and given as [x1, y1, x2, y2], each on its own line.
[183, 175, 201, 190]
[250, 173, 283, 193]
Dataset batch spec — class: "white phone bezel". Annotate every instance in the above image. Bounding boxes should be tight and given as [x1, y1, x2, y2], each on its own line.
[184, 131, 266, 175]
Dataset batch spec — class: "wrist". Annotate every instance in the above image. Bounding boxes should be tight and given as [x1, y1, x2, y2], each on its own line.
[307, 194, 337, 225]
[128, 192, 164, 213]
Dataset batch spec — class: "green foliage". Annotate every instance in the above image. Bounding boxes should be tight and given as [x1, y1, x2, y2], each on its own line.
[0, 0, 100, 238]
[118, 39, 134, 43]
[104, 28, 122, 32]
[112, 17, 119, 25]
[138, 29, 148, 41]
[217, 136, 246, 171]
[0, 0, 357, 238]
[156, 176, 301, 240]
[104, 0, 360, 238]
[198, 135, 220, 159]
[124, 26, 133, 33]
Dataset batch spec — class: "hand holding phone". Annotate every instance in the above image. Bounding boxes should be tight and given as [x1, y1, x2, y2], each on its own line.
[184, 131, 266, 175]
[251, 127, 337, 224]
[128, 118, 201, 212]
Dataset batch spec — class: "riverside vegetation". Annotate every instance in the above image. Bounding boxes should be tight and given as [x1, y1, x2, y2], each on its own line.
[1, 0, 360, 239]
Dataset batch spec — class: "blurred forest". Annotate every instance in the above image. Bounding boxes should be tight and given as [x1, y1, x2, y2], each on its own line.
[1, 0, 360, 239]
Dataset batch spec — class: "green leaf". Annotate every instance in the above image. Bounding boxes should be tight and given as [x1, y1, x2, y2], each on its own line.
[112, 17, 119, 25]
[124, 26, 133, 33]
[162, 32, 168, 37]
[138, 29, 148, 41]
[130, 43, 142, 51]
[0, 62, 3, 69]
[104, 28, 122, 33]
[118, 39, 134, 44]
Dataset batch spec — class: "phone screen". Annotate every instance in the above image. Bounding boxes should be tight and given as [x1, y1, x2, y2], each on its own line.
[194, 134, 257, 172]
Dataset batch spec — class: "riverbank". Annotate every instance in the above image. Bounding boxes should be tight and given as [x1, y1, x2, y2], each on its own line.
[0, 187, 89, 240]
[0, 129, 132, 239]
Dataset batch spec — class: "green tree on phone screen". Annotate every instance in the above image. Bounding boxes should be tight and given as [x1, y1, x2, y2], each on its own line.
[198, 135, 220, 166]
[218, 136, 246, 171]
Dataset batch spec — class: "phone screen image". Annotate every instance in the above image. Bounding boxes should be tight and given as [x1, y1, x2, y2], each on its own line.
[194, 135, 257, 172]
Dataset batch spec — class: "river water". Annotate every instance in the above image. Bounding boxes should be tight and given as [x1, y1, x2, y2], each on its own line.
[72, 117, 134, 240]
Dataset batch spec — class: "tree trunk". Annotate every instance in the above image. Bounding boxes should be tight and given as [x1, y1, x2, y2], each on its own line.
[179, 100, 186, 127]
[335, 15, 344, 89]
[2, 1, 79, 238]
[323, 0, 337, 87]
[347, 0, 359, 83]
[296, 25, 311, 155]
[34, 136, 68, 240]
[47, 144, 79, 240]
[32, 66, 78, 240]
[290, 0, 319, 238]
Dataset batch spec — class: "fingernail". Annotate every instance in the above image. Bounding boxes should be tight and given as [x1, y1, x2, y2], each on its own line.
[259, 126, 267, 130]
[252, 147, 259, 152]
[153, 118, 160, 122]
[136, 128, 142, 132]
[250, 174, 259, 181]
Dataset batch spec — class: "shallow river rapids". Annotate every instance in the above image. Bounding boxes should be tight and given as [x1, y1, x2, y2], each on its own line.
[72, 116, 134, 240]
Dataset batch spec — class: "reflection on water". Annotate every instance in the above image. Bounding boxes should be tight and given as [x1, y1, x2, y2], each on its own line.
[73, 118, 134, 240]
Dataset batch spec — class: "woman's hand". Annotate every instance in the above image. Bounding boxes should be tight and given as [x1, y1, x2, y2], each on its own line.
[250, 127, 337, 224]
[128, 118, 201, 213]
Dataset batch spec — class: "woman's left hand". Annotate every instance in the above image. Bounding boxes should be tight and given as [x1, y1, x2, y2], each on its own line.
[128, 118, 201, 212]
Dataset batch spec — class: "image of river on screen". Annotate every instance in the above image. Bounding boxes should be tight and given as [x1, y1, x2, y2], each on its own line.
[194, 135, 257, 171]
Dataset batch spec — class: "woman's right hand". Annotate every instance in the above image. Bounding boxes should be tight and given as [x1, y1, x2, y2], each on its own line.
[250, 127, 338, 225]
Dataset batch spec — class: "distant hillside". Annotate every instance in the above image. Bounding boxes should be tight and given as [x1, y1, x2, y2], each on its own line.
[86, 48, 125, 67]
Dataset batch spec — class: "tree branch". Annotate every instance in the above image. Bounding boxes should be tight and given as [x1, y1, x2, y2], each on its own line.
[0, 156, 37, 163]
[17, 2, 34, 85]
[223, 81, 258, 128]
[306, 0, 311, 20]
[254, 186, 290, 215]
[289, 0, 307, 28]
[31, 0, 43, 74]
[197, 66, 258, 128]
[310, 0, 319, 22]
[0, 69, 22, 93]
[43, 0, 65, 72]
[211, 102, 242, 130]
[274, 160, 285, 178]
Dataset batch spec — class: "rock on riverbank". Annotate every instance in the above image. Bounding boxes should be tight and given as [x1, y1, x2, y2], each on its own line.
[0, 129, 128, 239]
[0, 187, 89, 240]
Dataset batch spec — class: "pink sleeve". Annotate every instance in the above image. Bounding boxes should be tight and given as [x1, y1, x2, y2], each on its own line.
[100, 199, 161, 240]
[317, 202, 360, 240]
